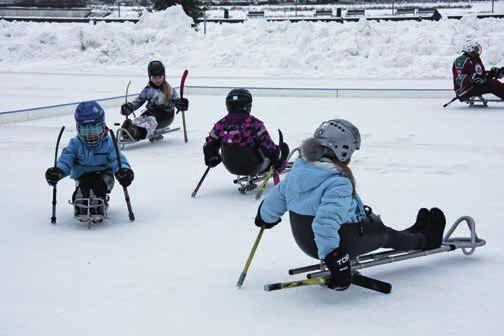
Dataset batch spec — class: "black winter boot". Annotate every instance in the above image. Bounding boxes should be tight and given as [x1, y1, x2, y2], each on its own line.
[424, 208, 446, 250]
[121, 119, 138, 140]
[405, 208, 429, 233]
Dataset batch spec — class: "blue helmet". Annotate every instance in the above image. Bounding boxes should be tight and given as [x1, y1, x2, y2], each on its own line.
[74, 101, 106, 147]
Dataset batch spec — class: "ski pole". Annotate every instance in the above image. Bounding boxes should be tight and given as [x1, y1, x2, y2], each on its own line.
[264, 273, 391, 294]
[255, 166, 275, 200]
[191, 166, 211, 198]
[236, 226, 265, 288]
[179, 69, 189, 143]
[443, 86, 473, 108]
[110, 130, 135, 221]
[50, 126, 65, 224]
[255, 129, 283, 200]
[124, 80, 133, 120]
[265, 276, 327, 292]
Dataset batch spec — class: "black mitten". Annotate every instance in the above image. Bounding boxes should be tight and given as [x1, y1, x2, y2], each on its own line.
[324, 247, 351, 291]
[174, 98, 189, 111]
[121, 103, 134, 116]
[254, 201, 281, 229]
[204, 154, 222, 168]
[115, 168, 134, 187]
[45, 167, 65, 186]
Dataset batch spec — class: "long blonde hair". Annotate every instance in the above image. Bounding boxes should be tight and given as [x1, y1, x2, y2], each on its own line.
[161, 80, 172, 105]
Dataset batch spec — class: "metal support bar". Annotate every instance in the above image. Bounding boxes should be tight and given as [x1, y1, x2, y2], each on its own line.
[266, 216, 486, 292]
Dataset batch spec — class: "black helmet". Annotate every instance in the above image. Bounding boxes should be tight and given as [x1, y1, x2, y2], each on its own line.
[226, 88, 252, 114]
[148, 60, 165, 77]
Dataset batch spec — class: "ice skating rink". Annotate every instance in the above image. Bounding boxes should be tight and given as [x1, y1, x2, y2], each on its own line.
[1, 86, 502, 335]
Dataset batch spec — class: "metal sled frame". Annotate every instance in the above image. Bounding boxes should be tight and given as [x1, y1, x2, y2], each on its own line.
[466, 95, 504, 108]
[116, 126, 181, 150]
[233, 174, 266, 194]
[264, 216, 486, 293]
[70, 197, 108, 230]
[233, 161, 295, 195]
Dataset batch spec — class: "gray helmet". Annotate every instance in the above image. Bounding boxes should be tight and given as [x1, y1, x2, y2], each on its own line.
[313, 119, 361, 162]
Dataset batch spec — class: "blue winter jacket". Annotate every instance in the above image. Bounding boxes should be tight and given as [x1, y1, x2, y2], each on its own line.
[260, 158, 367, 259]
[56, 133, 130, 180]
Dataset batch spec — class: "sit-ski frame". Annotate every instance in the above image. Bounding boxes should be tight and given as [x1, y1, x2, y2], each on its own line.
[264, 216, 486, 293]
[69, 197, 108, 230]
[115, 125, 181, 150]
[466, 95, 504, 108]
[232, 160, 295, 194]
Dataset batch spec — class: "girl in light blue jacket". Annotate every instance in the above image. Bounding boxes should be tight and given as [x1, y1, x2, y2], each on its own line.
[255, 119, 446, 291]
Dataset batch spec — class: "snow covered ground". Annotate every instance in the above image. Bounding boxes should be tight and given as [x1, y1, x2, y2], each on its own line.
[1, 6, 504, 82]
[0, 91, 503, 336]
[1, 4, 504, 336]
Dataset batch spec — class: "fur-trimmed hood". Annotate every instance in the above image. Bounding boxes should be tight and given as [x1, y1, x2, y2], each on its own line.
[300, 137, 326, 162]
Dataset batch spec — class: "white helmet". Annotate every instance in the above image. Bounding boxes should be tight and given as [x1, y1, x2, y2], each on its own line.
[462, 40, 482, 56]
[313, 119, 361, 162]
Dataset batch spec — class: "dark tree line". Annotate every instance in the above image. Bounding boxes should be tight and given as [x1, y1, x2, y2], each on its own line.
[152, 0, 205, 25]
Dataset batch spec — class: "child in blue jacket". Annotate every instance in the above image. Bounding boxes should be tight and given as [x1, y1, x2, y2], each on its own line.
[45, 101, 134, 215]
[255, 119, 446, 291]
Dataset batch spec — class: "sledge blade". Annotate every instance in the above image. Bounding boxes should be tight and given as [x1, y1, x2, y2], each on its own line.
[352, 273, 392, 294]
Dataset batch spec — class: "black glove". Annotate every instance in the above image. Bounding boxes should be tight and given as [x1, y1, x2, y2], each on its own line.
[121, 102, 134, 116]
[255, 201, 281, 229]
[471, 73, 486, 87]
[324, 247, 351, 291]
[204, 154, 222, 168]
[174, 98, 189, 111]
[45, 167, 65, 186]
[115, 168, 134, 187]
[272, 142, 290, 172]
[491, 66, 504, 79]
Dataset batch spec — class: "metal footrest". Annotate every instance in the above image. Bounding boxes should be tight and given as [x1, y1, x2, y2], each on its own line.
[267, 215, 486, 292]
[443, 215, 486, 255]
[71, 197, 108, 229]
[116, 126, 181, 149]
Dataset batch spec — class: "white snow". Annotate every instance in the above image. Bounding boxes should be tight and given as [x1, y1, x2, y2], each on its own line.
[0, 3, 503, 336]
[1, 6, 504, 80]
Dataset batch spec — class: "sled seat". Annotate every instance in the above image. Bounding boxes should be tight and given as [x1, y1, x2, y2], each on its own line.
[221, 144, 270, 176]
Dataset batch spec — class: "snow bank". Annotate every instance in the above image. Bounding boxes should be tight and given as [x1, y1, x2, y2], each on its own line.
[1, 6, 504, 79]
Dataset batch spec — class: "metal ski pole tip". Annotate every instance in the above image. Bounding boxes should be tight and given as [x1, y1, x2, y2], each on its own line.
[264, 283, 281, 291]
[236, 272, 246, 288]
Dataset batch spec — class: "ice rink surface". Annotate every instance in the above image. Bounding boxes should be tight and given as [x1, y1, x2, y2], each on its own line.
[1, 84, 503, 335]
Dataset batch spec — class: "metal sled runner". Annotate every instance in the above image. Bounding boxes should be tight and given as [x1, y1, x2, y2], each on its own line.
[466, 95, 504, 108]
[264, 216, 486, 293]
[115, 125, 181, 150]
[70, 197, 109, 230]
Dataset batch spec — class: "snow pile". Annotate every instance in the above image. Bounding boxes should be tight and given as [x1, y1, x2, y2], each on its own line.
[1, 6, 504, 78]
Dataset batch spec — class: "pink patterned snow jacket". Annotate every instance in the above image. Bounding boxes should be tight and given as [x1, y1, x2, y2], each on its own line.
[203, 113, 279, 162]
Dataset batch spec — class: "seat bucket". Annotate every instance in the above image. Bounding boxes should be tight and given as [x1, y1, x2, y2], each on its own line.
[289, 211, 319, 259]
[221, 145, 270, 176]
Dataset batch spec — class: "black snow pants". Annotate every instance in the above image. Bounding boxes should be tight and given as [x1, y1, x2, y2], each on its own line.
[73, 169, 115, 202]
[289, 211, 424, 260]
[461, 78, 504, 100]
